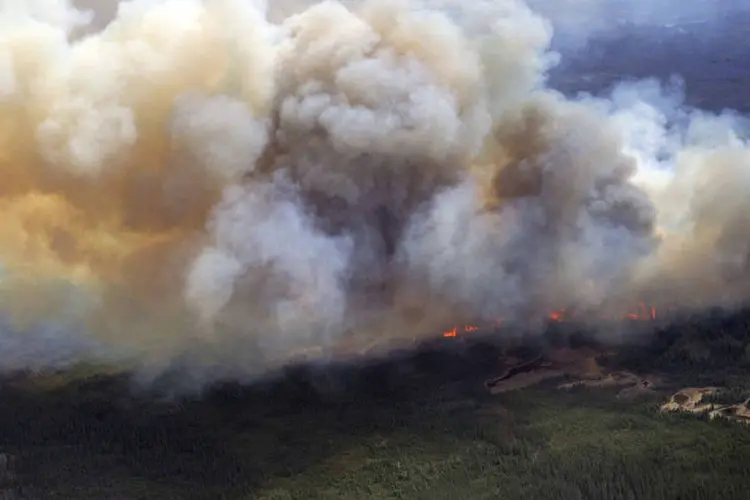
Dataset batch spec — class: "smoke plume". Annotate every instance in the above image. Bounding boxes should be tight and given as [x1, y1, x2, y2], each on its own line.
[0, 0, 747, 387]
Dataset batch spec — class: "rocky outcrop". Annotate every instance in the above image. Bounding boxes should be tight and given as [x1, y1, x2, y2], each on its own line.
[660, 387, 719, 413]
[660, 387, 750, 425]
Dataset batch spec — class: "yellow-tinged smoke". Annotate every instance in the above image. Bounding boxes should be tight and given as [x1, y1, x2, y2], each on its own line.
[0, 0, 747, 386]
[0, 0, 274, 362]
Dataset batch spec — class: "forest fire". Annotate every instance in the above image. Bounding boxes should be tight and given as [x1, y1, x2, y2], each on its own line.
[442, 302, 658, 338]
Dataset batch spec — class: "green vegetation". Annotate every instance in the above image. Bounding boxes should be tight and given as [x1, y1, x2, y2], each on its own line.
[608, 309, 750, 387]
[0, 351, 745, 499]
[2, 311, 750, 498]
[703, 386, 750, 406]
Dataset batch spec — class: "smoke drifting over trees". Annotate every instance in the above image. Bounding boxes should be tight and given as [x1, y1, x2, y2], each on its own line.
[0, 0, 748, 386]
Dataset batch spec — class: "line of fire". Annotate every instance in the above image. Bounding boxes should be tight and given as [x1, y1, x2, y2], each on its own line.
[442, 301, 660, 338]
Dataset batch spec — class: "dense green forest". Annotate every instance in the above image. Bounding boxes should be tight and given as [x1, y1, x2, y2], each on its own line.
[2, 310, 750, 498]
[608, 308, 750, 387]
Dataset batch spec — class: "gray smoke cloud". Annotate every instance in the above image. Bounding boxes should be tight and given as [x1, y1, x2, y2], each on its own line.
[0, 0, 748, 388]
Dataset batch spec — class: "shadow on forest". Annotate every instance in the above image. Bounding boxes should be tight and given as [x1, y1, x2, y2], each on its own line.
[0, 335, 524, 498]
[3, 307, 750, 497]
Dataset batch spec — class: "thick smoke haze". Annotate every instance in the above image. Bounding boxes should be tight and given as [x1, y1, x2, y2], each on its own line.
[0, 0, 748, 388]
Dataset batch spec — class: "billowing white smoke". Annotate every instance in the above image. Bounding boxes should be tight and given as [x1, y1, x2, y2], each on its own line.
[400, 91, 659, 322]
[0, 0, 747, 387]
[187, 179, 353, 347]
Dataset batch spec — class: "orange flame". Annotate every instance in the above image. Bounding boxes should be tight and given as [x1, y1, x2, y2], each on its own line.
[442, 303, 658, 338]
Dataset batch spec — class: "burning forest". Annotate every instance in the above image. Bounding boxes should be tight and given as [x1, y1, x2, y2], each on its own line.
[443, 302, 659, 337]
[0, 0, 748, 390]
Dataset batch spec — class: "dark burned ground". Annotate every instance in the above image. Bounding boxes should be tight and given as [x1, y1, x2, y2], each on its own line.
[2, 328, 750, 500]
